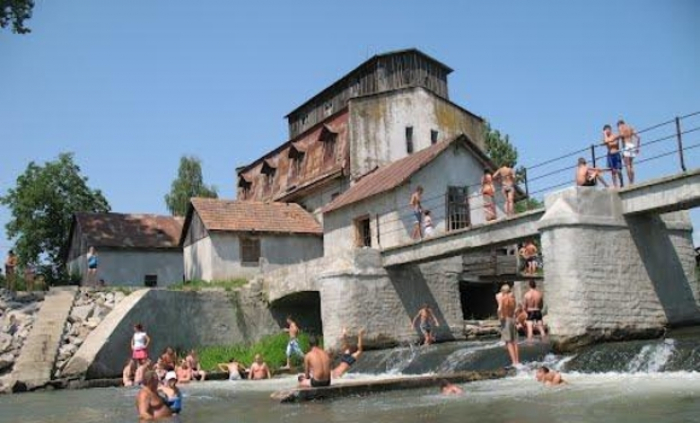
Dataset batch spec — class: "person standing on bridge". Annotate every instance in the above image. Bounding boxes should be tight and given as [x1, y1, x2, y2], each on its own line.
[618, 119, 641, 185]
[493, 164, 516, 217]
[602, 124, 624, 188]
[482, 170, 497, 221]
[410, 186, 424, 240]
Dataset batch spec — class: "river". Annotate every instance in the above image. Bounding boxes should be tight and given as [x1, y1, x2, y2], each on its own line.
[2, 329, 700, 423]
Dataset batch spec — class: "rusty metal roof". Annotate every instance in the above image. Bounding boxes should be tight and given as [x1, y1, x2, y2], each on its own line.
[187, 198, 322, 235]
[323, 134, 494, 214]
[72, 212, 184, 249]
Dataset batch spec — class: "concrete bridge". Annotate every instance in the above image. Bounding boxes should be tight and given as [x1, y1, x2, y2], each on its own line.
[382, 168, 700, 268]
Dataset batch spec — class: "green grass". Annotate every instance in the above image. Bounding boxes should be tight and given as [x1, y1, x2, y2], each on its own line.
[168, 278, 248, 292]
[197, 332, 318, 372]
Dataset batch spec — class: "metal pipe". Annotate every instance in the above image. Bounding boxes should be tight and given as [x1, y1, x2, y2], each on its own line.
[676, 117, 687, 172]
[590, 144, 597, 167]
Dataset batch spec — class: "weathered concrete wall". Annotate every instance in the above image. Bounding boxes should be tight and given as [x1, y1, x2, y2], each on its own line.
[184, 232, 323, 282]
[348, 87, 485, 179]
[540, 187, 699, 350]
[296, 178, 350, 225]
[63, 286, 278, 379]
[69, 250, 183, 287]
[324, 144, 503, 256]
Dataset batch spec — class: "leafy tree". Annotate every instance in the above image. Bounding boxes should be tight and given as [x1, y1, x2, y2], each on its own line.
[1, 0, 34, 34]
[0, 153, 110, 284]
[483, 122, 543, 212]
[165, 156, 218, 216]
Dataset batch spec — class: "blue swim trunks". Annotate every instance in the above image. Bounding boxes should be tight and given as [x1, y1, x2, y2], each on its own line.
[607, 152, 622, 170]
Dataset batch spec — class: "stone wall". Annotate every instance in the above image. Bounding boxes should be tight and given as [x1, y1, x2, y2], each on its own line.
[0, 290, 44, 389]
[68, 250, 184, 287]
[63, 285, 278, 379]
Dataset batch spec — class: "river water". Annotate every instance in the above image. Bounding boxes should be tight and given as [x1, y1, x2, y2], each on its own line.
[2, 329, 700, 423]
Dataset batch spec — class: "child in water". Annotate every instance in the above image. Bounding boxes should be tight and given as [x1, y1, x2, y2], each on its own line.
[159, 371, 183, 414]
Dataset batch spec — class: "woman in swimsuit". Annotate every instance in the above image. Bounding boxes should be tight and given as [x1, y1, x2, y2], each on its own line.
[158, 371, 183, 414]
[136, 370, 172, 420]
[481, 170, 497, 221]
[332, 328, 364, 378]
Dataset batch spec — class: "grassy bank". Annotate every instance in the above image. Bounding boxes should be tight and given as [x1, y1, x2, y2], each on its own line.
[168, 278, 248, 292]
[197, 333, 317, 371]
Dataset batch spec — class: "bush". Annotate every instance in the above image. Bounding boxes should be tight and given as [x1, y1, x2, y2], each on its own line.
[197, 332, 319, 372]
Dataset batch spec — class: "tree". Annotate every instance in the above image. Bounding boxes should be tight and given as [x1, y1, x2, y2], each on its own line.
[483, 122, 543, 212]
[0, 153, 110, 284]
[165, 156, 218, 216]
[1, 0, 34, 34]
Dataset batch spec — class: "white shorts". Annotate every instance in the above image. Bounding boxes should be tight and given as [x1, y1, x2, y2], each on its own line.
[622, 143, 637, 158]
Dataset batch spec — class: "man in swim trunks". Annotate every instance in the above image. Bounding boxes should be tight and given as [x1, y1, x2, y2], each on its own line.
[576, 158, 609, 187]
[481, 170, 497, 221]
[299, 335, 331, 388]
[523, 280, 546, 341]
[411, 304, 440, 345]
[602, 124, 624, 188]
[618, 119, 641, 185]
[332, 327, 365, 378]
[217, 357, 246, 380]
[536, 366, 565, 385]
[498, 284, 519, 367]
[520, 240, 538, 276]
[282, 316, 304, 369]
[410, 185, 424, 240]
[249, 354, 272, 380]
[185, 349, 207, 381]
[135, 370, 172, 420]
[493, 164, 516, 216]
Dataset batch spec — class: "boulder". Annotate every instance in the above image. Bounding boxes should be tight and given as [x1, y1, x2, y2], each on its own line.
[68, 336, 84, 347]
[0, 352, 14, 371]
[85, 317, 101, 329]
[70, 304, 95, 323]
[0, 333, 12, 354]
[114, 292, 126, 303]
[58, 344, 78, 360]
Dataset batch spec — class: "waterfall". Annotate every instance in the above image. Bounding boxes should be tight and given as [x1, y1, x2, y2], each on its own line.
[626, 339, 676, 373]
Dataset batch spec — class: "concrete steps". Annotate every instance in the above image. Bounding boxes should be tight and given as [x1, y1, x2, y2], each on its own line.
[10, 287, 78, 391]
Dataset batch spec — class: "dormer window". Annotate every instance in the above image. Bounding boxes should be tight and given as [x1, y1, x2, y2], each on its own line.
[261, 160, 277, 191]
[319, 125, 338, 165]
[300, 113, 309, 127]
[237, 175, 252, 200]
[324, 101, 334, 117]
[288, 144, 306, 181]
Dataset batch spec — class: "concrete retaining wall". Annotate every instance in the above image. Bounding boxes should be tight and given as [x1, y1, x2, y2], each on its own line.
[63, 286, 278, 379]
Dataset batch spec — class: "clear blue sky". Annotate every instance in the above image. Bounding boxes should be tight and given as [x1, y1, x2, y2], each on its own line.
[1, 0, 699, 261]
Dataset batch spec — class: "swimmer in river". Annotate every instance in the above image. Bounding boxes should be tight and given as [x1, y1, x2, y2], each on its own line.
[536, 366, 566, 386]
[135, 370, 172, 420]
[332, 327, 365, 378]
[439, 379, 464, 395]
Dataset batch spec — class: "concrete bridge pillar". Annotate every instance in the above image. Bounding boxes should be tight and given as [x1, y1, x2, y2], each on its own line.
[539, 187, 699, 350]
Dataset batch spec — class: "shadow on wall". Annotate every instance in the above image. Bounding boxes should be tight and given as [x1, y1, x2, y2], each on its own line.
[269, 291, 323, 336]
[627, 214, 700, 325]
[386, 264, 456, 342]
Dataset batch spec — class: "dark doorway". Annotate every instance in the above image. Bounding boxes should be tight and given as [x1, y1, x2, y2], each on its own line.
[270, 291, 323, 336]
[459, 281, 498, 320]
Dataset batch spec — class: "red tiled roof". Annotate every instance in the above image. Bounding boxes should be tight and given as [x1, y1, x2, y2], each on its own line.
[324, 134, 494, 213]
[189, 198, 322, 235]
[74, 213, 183, 249]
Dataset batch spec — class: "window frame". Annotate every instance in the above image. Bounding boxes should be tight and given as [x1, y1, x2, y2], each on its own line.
[239, 236, 261, 266]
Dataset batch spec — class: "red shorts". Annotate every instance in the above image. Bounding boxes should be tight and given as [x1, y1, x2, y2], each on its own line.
[133, 349, 148, 360]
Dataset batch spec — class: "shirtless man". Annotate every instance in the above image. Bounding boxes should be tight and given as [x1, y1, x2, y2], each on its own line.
[248, 354, 272, 380]
[411, 304, 440, 345]
[523, 280, 546, 341]
[439, 379, 464, 395]
[536, 366, 565, 385]
[618, 119, 641, 185]
[185, 349, 206, 381]
[282, 316, 304, 369]
[134, 358, 151, 386]
[298, 335, 331, 388]
[332, 327, 364, 378]
[514, 304, 527, 333]
[4, 250, 17, 291]
[410, 186, 424, 240]
[520, 240, 538, 276]
[602, 124, 624, 188]
[135, 370, 172, 421]
[481, 170, 497, 221]
[498, 284, 519, 367]
[576, 158, 608, 187]
[175, 359, 192, 383]
[494, 164, 516, 216]
[217, 357, 245, 380]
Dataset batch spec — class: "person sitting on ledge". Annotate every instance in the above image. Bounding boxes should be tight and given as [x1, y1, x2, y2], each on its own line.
[332, 327, 365, 379]
[160, 347, 178, 369]
[186, 349, 207, 381]
[576, 158, 609, 187]
[134, 358, 151, 386]
[536, 366, 566, 386]
[249, 353, 272, 380]
[440, 379, 464, 395]
[123, 359, 137, 387]
[135, 370, 172, 421]
[218, 357, 246, 381]
[176, 359, 192, 384]
[298, 335, 331, 388]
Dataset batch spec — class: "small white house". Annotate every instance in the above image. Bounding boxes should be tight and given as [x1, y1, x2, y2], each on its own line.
[66, 213, 184, 287]
[181, 198, 323, 281]
[322, 134, 504, 256]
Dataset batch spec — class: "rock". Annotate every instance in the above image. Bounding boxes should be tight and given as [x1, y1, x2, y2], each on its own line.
[69, 336, 84, 347]
[0, 352, 15, 371]
[85, 318, 101, 329]
[58, 344, 78, 360]
[70, 304, 95, 323]
[0, 333, 12, 353]
[114, 292, 126, 303]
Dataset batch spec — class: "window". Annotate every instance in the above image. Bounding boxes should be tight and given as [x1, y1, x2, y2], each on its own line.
[324, 101, 334, 117]
[354, 216, 371, 248]
[240, 236, 261, 265]
[144, 275, 158, 287]
[261, 161, 276, 192]
[446, 186, 470, 231]
[330, 192, 340, 201]
[319, 125, 338, 165]
[238, 176, 252, 200]
[288, 146, 305, 181]
[405, 126, 414, 154]
[301, 114, 309, 126]
[431, 130, 439, 145]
